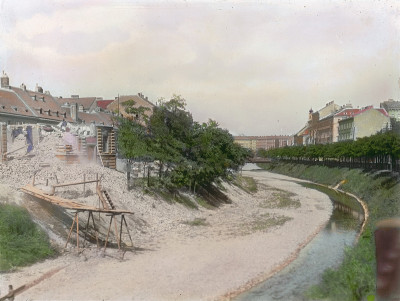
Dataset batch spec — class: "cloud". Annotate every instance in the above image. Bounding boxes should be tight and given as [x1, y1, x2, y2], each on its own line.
[0, 0, 399, 135]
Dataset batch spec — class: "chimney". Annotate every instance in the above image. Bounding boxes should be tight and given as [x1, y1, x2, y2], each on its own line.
[35, 83, 43, 93]
[1, 71, 9, 88]
[70, 103, 78, 122]
[20, 83, 26, 91]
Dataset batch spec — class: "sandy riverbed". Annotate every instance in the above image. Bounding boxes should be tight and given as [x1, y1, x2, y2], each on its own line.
[1, 168, 332, 301]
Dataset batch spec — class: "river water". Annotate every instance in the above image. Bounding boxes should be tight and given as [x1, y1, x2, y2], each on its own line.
[236, 166, 362, 300]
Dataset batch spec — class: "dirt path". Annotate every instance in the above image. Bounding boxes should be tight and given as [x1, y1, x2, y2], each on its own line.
[1, 170, 332, 300]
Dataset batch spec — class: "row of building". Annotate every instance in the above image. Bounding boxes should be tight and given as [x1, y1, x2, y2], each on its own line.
[233, 135, 294, 152]
[0, 71, 155, 127]
[295, 100, 395, 145]
[0, 71, 155, 168]
[235, 99, 399, 152]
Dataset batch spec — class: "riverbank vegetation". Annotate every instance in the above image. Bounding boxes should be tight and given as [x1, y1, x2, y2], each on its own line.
[260, 132, 400, 172]
[0, 203, 54, 272]
[117, 95, 250, 197]
[258, 162, 399, 300]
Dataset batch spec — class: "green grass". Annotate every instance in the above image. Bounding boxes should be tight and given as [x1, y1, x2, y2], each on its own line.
[261, 189, 300, 209]
[258, 162, 400, 300]
[182, 218, 209, 226]
[250, 213, 292, 232]
[233, 175, 258, 193]
[157, 189, 198, 209]
[195, 196, 216, 209]
[0, 203, 54, 272]
[300, 182, 362, 212]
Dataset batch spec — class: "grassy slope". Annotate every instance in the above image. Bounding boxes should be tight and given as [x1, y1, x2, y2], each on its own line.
[258, 162, 400, 300]
[0, 203, 54, 272]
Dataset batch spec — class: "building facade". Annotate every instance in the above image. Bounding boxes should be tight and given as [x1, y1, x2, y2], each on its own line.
[338, 107, 390, 141]
[380, 99, 400, 121]
[234, 135, 294, 151]
[296, 102, 356, 145]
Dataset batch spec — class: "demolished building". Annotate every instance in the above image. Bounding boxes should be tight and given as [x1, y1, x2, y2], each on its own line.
[0, 71, 154, 169]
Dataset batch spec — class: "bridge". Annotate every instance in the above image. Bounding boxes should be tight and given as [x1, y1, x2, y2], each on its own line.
[247, 157, 272, 163]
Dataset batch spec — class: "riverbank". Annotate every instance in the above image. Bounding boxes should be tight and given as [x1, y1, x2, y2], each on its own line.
[0, 168, 332, 300]
[257, 162, 400, 300]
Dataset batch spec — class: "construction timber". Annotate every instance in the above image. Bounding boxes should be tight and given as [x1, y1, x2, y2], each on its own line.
[20, 179, 134, 252]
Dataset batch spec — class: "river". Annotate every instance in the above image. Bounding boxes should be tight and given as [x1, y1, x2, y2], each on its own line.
[236, 165, 363, 300]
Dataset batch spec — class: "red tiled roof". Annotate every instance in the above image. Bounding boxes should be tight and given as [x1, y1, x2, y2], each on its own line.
[107, 95, 154, 117]
[96, 111, 114, 125]
[0, 89, 35, 117]
[352, 106, 389, 118]
[96, 100, 114, 110]
[377, 108, 389, 117]
[11, 87, 73, 122]
[78, 111, 114, 126]
[335, 109, 360, 117]
[56, 97, 97, 110]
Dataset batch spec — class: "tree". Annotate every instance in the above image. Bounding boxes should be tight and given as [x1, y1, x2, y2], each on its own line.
[117, 94, 250, 192]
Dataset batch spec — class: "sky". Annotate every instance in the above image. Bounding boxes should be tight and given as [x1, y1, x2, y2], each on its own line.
[0, 0, 399, 136]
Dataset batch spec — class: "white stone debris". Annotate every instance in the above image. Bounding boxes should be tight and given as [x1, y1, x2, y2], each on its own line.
[0, 130, 203, 248]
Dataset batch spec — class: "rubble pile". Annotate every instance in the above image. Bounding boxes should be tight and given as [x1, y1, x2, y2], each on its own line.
[0, 131, 204, 247]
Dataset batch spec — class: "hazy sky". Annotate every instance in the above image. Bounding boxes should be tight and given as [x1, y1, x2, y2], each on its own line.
[0, 0, 399, 135]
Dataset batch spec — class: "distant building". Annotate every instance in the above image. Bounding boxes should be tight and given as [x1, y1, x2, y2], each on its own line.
[56, 95, 100, 113]
[0, 71, 152, 128]
[380, 99, 400, 121]
[107, 93, 155, 120]
[234, 135, 294, 151]
[0, 71, 73, 125]
[296, 101, 356, 145]
[338, 106, 390, 141]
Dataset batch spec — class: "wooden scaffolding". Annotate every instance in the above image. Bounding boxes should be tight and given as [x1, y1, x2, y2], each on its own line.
[20, 178, 134, 252]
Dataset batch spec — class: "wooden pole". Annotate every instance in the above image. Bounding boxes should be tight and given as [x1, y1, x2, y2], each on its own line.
[90, 212, 99, 247]
[83, 174, 86, 197]
[113, 216, 120, 250]
[98, 198, 101, 220]
[83, 212, 91, 248]
[64, 213, 77, 250]
[119, 215, 124, 248]
[76, 212, 79, 251]
[104, 215, 113, 251]
[53, 179, 100, 188]
[32, 172, 36, 186]
[123, 215, 134, 248]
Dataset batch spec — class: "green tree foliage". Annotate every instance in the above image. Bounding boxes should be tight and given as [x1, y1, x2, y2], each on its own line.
[117, 95, 250, 191]
[263, 132, 400, 171]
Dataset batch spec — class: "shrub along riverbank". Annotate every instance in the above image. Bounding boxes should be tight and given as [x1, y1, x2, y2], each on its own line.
[258, 162, 400, 300]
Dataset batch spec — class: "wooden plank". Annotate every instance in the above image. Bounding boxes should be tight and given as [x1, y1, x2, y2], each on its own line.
[20, 184, 133, 214]
[96, 185, 110, 209]
[53, 179, 100, 188]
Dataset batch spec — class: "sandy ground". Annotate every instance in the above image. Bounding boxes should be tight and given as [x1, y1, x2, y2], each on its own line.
[0, 168, 333, 301]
